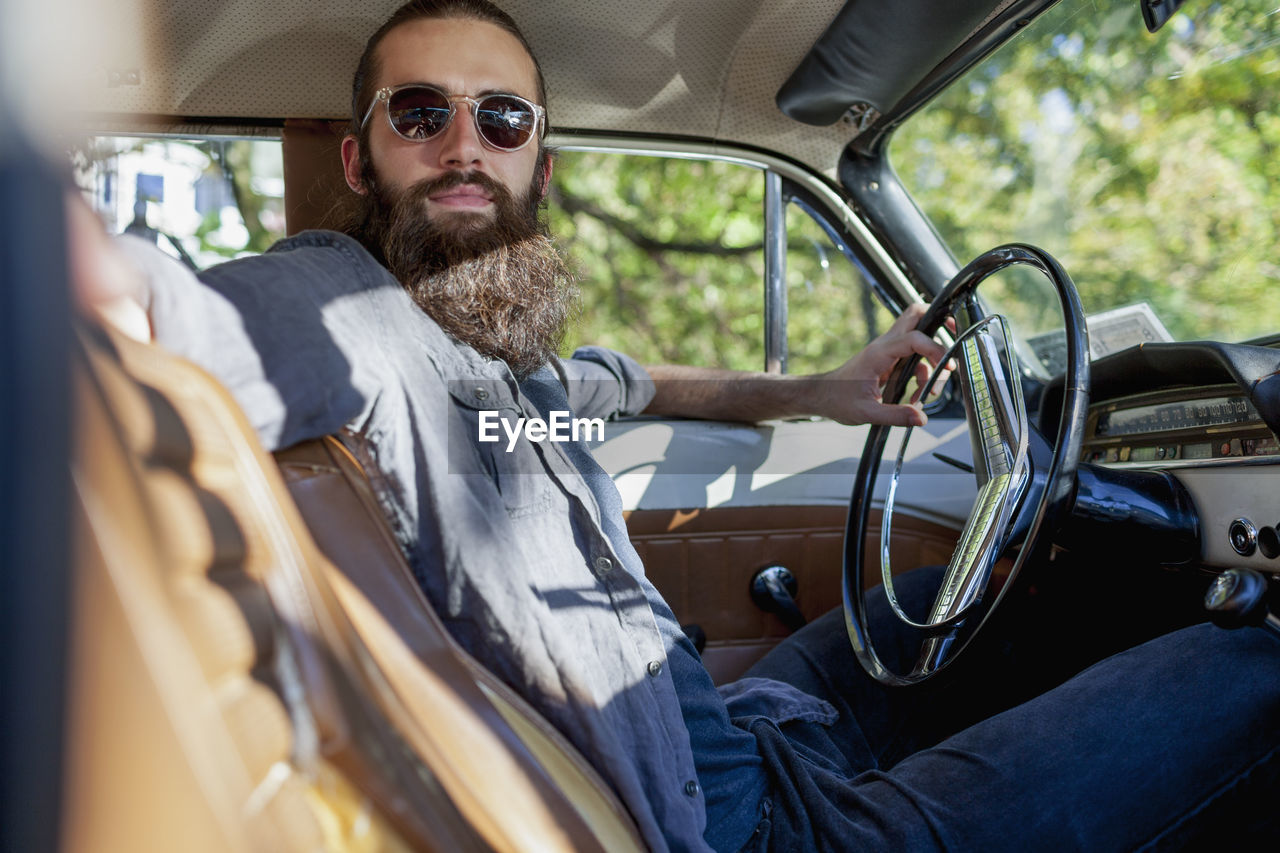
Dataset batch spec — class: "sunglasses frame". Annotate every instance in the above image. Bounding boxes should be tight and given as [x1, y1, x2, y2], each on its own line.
[360, 84, 546, 152]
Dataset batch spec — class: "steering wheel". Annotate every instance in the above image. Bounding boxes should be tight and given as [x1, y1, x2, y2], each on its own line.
[843, 244, 1090, 686]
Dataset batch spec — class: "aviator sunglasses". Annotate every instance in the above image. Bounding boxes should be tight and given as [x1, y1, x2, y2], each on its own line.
[361, 84, 546, 152]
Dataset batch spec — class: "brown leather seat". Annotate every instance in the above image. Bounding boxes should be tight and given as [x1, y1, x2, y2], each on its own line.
[276, 435, 647, 853]
[67, 320, 646, 852]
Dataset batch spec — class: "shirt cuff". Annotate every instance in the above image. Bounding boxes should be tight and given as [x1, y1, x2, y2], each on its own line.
[554, 345, 656, 421]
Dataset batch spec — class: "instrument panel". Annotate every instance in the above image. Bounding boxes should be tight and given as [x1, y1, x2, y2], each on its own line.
[1082, 385, 1280, 466]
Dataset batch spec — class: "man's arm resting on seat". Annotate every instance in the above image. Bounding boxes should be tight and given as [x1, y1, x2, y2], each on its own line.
[642, 304, 952, 427]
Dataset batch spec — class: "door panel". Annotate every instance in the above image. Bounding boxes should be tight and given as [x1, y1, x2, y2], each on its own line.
[625, 505, 960, 684]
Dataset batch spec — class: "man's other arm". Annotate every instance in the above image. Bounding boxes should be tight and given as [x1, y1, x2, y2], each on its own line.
[71, 195, 374, 449]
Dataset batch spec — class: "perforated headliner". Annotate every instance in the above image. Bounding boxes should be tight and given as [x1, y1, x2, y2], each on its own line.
[83, 0, 864, 171]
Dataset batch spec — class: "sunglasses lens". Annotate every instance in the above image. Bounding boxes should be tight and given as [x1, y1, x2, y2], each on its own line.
[386, 87, 452, 140]
[475, 95, 539, 150]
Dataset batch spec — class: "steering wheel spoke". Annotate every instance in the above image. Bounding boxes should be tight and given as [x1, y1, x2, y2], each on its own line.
[912, 633, 958, 677]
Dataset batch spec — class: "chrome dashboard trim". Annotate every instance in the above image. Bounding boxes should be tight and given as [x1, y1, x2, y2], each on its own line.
[1087, 456, 1279, 472]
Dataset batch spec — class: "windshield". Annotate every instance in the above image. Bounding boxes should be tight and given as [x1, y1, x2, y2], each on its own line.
[892, 0, 1280, 351]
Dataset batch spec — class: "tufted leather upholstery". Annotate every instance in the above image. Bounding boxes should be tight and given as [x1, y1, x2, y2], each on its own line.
[66, 320, 645, 852]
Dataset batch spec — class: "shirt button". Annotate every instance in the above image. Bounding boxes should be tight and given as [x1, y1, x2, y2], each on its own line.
[474, 387, 490, 401]
[594, 556, 613, 575]
[684, 780, 700, 798]
[646, 660, 662, 677]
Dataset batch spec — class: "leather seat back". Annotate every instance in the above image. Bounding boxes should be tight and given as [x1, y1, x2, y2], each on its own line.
[276, 435, 647, 853]
[68, 321, 645, 852]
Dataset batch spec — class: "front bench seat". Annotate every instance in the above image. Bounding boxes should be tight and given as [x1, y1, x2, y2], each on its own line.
[67, 320, 646, 852]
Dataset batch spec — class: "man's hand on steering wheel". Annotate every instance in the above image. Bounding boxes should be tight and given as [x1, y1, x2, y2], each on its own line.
[817, 303, 954, 428]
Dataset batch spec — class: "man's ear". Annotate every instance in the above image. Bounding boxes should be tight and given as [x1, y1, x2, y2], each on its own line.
[537, 152, 554, 201]
[341, 135, 368, 194]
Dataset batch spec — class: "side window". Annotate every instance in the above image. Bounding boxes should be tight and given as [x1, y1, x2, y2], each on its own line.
[550, 150, 766, 370]
[74, 136, 286, 269]
[784, 196, 894, 376]
[550, 149, 894, 377]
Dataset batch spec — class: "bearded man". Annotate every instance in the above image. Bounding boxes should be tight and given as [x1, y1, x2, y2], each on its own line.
[100, 1, 1279, 851]
[330, 0, 945, 426]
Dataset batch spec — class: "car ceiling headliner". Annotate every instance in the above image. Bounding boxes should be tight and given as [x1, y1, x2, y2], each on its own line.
[83, 0, 1020, 172]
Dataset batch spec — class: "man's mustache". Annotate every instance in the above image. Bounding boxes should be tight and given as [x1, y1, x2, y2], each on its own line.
[404, 169, 511, 203]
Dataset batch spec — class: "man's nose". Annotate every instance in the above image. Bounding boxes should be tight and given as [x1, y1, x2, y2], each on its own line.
[436, 105, 485, 168]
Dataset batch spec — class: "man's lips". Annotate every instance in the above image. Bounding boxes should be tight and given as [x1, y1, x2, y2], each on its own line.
[428, 185, 494, 209]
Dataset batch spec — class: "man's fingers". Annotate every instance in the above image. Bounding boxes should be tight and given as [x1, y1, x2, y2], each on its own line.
[857, 401, 927, 428]
[892, 302, 929, 333]
[910, 359, 932, 403]
[875, 328, 948, 365]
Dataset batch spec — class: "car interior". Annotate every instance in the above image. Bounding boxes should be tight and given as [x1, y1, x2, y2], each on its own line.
[3, 0, 1278, 850]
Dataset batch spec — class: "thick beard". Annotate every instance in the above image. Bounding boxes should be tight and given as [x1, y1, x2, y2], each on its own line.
[338, 168, 579, 379]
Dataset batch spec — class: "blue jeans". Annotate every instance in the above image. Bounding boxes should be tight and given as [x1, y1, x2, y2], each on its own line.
[739, 568, 1280, 850]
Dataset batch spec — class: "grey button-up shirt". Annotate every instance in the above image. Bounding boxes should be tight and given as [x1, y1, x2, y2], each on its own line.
[128, 230, 833, 853]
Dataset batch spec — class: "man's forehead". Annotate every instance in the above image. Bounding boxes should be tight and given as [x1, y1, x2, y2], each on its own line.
[373, 17, 540, 100]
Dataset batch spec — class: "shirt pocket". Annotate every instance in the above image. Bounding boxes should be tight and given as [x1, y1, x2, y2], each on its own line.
[447, 381, 554, 518]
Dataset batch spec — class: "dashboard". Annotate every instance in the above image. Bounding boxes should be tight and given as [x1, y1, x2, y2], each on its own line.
[1056, 344, 1280, 575]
